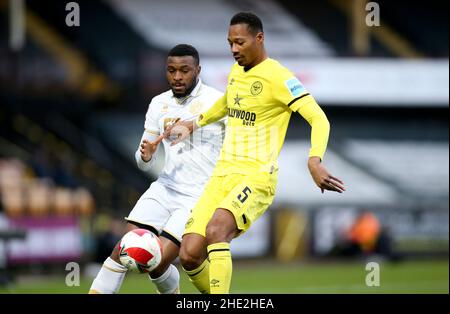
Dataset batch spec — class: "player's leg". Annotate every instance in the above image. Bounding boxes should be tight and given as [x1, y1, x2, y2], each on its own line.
[89, 222, 140, 294]
[205, 173, 277, 294]
[205, 208, 238, 294]
[89, 182, 170, 294]
[147, 191, 198, 294]
[179, 233, 210, 294]
[148, 234, 180, 294]
[179, 176, 224, 294]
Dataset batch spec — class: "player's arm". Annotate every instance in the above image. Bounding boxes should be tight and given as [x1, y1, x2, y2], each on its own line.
[135, 130, 164, 171]
[295, 96, 330, 161]
[163, 94, 228, 146]
[196, 93, 228, 127]
[137, 98, 164, 170]
[278, 74, 345, 193]
[294, 97, 345, 193]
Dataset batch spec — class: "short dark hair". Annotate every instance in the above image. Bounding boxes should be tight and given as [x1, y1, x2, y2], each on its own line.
[167, 44, 200, 65]
[230, 12, 263, 35]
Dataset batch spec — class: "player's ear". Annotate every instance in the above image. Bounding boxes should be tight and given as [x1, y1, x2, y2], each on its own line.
[256, 32, 264, 44]
[197, 65, 201, 75]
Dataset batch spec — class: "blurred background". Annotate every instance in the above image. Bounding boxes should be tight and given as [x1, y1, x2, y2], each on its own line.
[0, 0, 448, 293]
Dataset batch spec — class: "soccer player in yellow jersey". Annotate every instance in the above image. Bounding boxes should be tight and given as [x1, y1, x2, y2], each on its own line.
[164, 12, 345, 294]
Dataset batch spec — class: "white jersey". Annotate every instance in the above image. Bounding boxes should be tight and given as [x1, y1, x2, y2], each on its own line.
[137, 79, 225, 197]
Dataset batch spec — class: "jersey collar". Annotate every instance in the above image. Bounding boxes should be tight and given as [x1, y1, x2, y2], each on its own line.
[242, 58, 272, 73]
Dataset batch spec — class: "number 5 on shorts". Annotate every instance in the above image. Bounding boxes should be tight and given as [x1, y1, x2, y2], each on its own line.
[237, 186, 252, 203]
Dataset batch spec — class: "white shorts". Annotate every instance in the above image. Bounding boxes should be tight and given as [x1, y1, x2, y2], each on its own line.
[125, 181, 198, 245]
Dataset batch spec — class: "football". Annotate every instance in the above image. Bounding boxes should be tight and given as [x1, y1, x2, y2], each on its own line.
[118, 229, 163, 273]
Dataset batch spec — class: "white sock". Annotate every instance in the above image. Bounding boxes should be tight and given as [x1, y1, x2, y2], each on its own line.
[89, 257, 127, 294]
[150, 264, 180, 294]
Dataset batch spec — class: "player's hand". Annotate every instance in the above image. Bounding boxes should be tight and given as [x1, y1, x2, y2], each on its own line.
[140, 134, 163, 162]
[308, 156, 345, 193]
[163, 120, 195, 146]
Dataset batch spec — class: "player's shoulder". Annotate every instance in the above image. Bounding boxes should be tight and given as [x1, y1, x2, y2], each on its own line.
[152, 89, 173, 103]
[144, 90, 172, 116]
[197, 82, 223, 104]
[265, 58, 294, 80]
[229, 62, 241, 75]
[200, 83, 223, 98]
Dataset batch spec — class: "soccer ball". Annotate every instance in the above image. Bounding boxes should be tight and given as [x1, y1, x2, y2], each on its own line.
[118, 229, 163, 273]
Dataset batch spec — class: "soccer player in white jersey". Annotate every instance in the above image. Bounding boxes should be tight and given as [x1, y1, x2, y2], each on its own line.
[89, 44, 225, 294]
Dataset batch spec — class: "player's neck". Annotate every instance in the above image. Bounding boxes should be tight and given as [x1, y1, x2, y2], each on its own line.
[244, 51, 268, 72]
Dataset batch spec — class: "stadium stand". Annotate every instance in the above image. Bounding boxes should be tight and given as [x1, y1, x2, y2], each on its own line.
[106, 0, 334, 58]
[281, 0, 448, 58]
[375, 0, 449, 57]
[0, 109, 147, 218]
[276, 141, 399, 207]
[343, 140, 449, 201]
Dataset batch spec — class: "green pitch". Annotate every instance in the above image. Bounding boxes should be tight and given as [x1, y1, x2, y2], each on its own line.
[1, 259, 448, 294]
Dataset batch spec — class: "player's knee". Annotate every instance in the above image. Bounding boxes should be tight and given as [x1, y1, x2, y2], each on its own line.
[205, 222, 229, 244]
[179, 245, 202, 271]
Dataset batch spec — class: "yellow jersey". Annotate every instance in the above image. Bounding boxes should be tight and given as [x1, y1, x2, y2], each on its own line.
[198, 58, 329, 176]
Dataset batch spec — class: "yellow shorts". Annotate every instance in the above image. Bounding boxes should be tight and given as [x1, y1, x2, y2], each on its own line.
[184, 172, 277, 237]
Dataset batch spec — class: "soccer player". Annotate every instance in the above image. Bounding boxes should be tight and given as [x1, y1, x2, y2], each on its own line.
[164, 12, 345, 294]
[89, 44, 225, 294]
